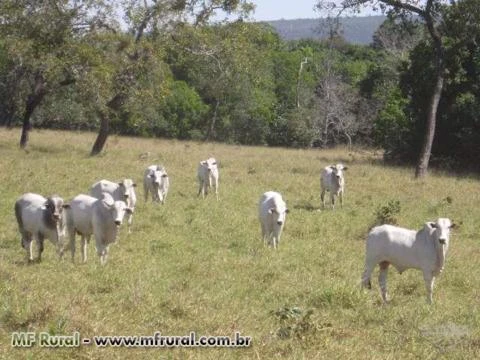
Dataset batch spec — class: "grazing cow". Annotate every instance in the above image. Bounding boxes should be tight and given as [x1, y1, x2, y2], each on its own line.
[90, 179, 137, 233]
[14, 193, 70, 262]
[258, 191, 289, 249]
[65, 193, 132, 265]
[143, 165, 169, 204]
[197, 157, 219, 200]
[320, 163, 347, 209]
[361, 218, 455, 304]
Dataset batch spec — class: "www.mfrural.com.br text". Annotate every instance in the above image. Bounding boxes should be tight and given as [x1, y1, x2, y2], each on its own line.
[11, 331, 252, 348]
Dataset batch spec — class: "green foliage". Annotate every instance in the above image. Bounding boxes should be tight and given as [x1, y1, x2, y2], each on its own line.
[272, 307, 317, 339]
[374, 200, 401, 226]
[374, 88, 413, 160]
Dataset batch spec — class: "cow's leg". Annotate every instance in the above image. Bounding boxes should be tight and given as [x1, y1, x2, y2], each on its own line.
[81, 235, 89, 263]
[361, 261, 375, 290]
[378, 261, 390, 303]
[144, 184, 149, 203]
[423, 272, 435, 304]
[339, 190, 344, 208]
[24, 233, 34, 262]
[36, 232, 45, 262]
[331, 193, 336, 209]
[320, 189, 326, 208]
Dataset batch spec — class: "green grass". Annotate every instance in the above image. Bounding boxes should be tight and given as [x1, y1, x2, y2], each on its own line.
[0, 129, 479, 359]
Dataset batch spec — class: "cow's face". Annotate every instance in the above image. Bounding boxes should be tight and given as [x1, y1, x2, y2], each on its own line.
[204, 158, 217, 172]
[330, 164, 347, 186]
[268, 206, 289, 226]
[111, 201, 133, 226]
[118, 179, 137, 200]
[429, 218, 455, 247]
[44, 196, 69, 222]
[149, 169, 168, 187]
[102, 193, 132, 227]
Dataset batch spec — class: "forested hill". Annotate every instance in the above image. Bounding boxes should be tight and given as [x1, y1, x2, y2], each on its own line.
[265, 16, 386, 44]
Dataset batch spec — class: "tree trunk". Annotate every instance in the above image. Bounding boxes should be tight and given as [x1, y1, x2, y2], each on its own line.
[205, 99, 220, 141]
[19, 74, 46, 149]
[90, 110, 110, 156]
[415, 3, 445, 178]
[90, 94, 125, 156]
[415, 69, 444, 178]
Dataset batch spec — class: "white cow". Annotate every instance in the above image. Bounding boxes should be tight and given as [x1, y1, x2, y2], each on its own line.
[65, 193, 132, 265]
[197, 157, 219, 200]
[258, 191, 289, 249]
[143, 165, 169, 204]
[14, 193, 70, 262]
[90, 179, 137, 233]
[361, 218, 455, 304]
[320, 163, 347, 209]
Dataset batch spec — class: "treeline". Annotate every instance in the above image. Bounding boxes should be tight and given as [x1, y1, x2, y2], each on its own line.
[0, 1, 479, 171]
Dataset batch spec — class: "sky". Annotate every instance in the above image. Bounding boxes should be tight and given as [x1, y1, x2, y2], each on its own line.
[249, 0, 319, 21]
[245, 0, 379, 21]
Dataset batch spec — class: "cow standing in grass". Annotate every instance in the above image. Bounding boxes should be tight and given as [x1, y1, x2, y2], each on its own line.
[320, 164, 347, 209]
[197, 157, 219, 200]
[90, 179, 137, 233]
[258, 191, 289, 249]
[14, 193, 70, 262]
[65, 193, 132, 265]
[143, 165, 169, 204]
[361, 218, 455, 304]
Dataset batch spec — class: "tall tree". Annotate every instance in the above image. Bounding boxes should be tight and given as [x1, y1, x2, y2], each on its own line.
[0, 0, 115, 149]
[316, 0, 450, 177]
[90, 0, 254, 155]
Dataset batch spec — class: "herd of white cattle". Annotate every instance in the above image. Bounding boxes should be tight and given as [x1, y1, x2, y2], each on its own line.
[13, 159, 455, 303]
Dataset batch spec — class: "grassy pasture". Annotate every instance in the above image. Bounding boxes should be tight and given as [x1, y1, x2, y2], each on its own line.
[0, 128, 479, 359]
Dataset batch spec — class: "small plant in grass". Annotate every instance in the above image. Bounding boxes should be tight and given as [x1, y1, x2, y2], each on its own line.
[271, 306, 317, 339]
[374, 200, 401, 225]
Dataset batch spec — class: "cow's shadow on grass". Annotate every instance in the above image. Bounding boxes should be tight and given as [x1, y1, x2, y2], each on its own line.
[293, 201, 321, 212]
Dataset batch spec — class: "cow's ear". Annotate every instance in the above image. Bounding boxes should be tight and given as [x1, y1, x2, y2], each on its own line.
[162, 174, 168, 178]
[427, 222, 437, 229]
[268, 208, 275, 214]
[132, 183, 137, 187]
[118, 182, 123, 186]
[62, 204, 70, 209]
[449, 222, 457, 229]
[148, 174, 154, 178]
[126, 208, 134, 214]
[329, 165, 336, 169]
[343, 166, 348, 170]
[285, 208, 290, 214]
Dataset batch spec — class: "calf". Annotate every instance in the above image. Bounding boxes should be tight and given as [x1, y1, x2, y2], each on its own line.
[361, 218, 455, 304]
[14, 193, 69, 262]
[258, 191, 289, 249]
[143, 165, 169, 204]
[197, 157, 219, 200]
[320, 163, 347, 209]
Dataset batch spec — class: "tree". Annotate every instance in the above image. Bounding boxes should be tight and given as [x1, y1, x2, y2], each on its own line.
[90, 0, 254, 155]
[0, 0, 115, 149]
[316, 0, 450, 177]
[167, 21, 278, 144]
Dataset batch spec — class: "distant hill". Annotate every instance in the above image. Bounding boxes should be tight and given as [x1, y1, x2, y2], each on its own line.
[264, 16, 387, 44]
